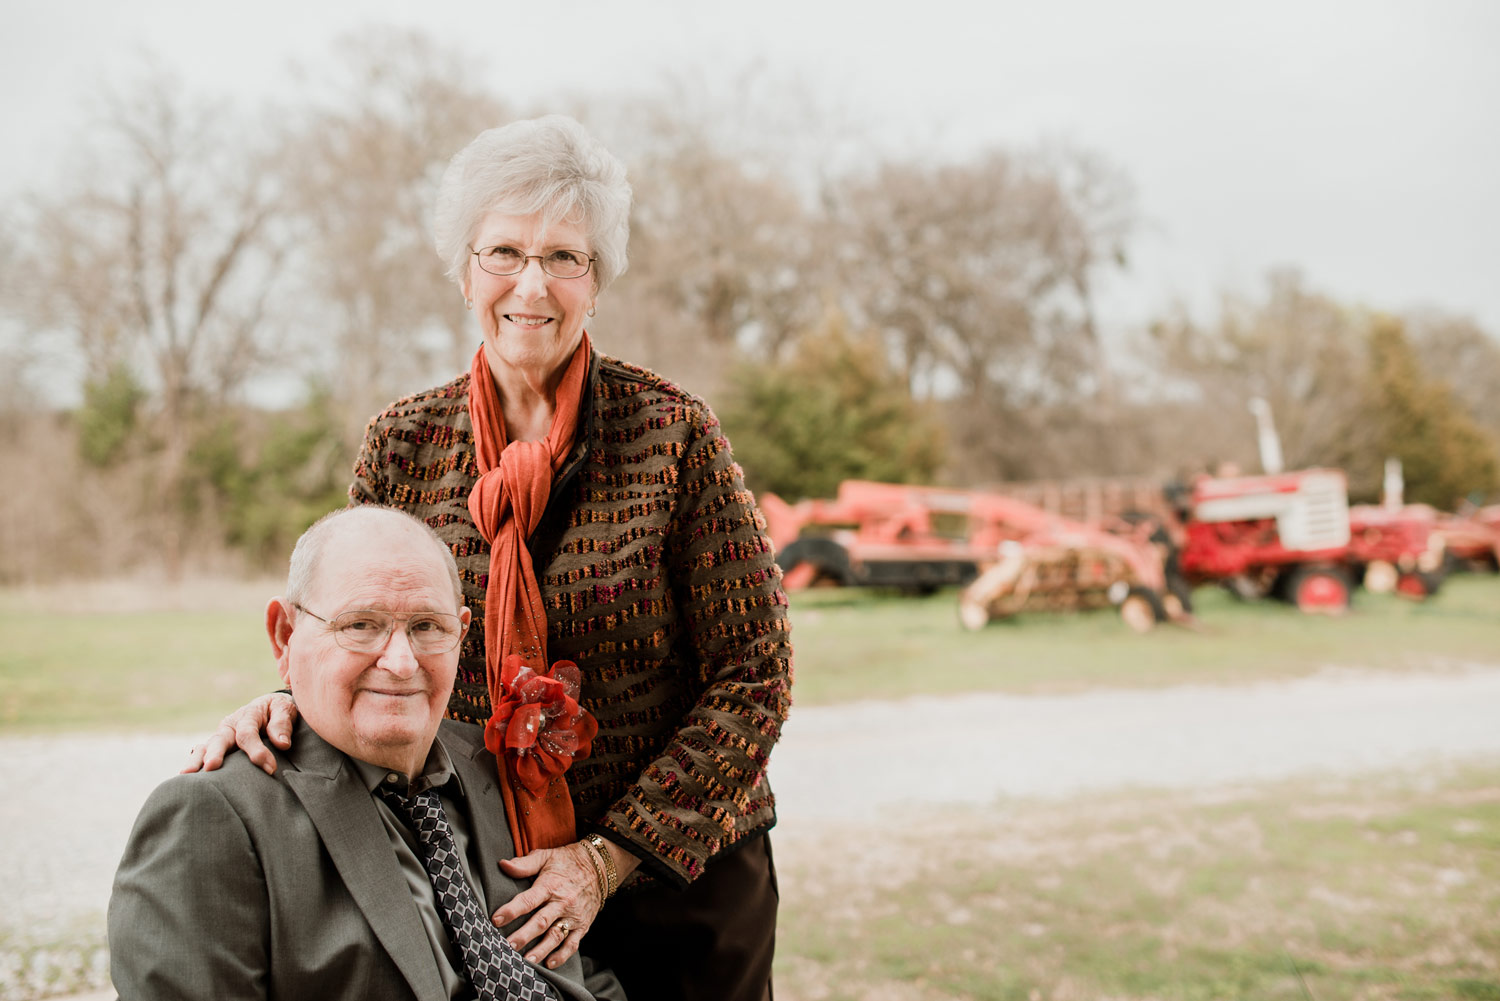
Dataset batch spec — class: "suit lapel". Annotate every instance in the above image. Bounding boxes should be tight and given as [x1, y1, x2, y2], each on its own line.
[283, 724, 448, 1001]
[439, 723, 530, 917]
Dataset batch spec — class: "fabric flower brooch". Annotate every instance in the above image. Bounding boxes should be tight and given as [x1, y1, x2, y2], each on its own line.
[484, 655, 598, 795]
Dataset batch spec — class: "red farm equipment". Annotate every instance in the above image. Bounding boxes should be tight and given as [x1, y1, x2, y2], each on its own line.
[761, 480, 1171, 631]
[1163, 400, 1444, 613]
[1346, 504, 1449, 597]
[760, 481, 987, 593]
[1174, 468, 1359, 613]
[1168, 467, 1448, 613]
[957, 492, 1171, 632]
[1430, 506, 1500, 574]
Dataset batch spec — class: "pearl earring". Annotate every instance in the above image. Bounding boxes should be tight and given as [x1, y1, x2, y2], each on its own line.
[465, 298, 473, 309]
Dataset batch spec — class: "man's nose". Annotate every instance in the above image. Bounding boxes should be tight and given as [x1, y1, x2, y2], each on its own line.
[376, 625, 420, 676]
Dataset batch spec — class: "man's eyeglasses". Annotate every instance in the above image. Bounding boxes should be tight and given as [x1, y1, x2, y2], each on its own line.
[471, 246, 596, 279]
[293, 604, 465, 655]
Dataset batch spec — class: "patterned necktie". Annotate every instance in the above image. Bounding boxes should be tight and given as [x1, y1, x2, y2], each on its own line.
[377, 785, 559, 1001]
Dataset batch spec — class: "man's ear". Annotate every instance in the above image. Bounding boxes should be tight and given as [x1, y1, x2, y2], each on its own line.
[266, 598, 296, 687]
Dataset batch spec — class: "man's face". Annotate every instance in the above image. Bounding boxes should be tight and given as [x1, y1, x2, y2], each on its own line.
[271, 526, 468, 776]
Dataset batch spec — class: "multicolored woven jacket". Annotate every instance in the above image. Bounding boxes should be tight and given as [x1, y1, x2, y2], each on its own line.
[350, 351, 793, 886]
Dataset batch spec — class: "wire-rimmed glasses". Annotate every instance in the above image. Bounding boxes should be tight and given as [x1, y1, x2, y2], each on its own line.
[293, 603, 465, 655]
[471, 246, 596, 279]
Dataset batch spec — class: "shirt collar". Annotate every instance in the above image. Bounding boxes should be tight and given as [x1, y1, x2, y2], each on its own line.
[349, 739, 460, 799]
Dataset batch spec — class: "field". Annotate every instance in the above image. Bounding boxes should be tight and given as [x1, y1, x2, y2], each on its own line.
[3, 573, 1499, 732]
[775, 765, 1500, 1001]
[1, 573, 1498, 1000]
[787, 573, 1500, 704]
[0, 576, 282, 734]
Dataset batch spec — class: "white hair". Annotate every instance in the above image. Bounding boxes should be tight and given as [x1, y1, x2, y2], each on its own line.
[285, 507, 462, 610]
[433, 115, 632, 293]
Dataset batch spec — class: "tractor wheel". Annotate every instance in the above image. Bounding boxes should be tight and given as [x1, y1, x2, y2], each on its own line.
[1164, 568, 1195, 615]
[777, 537, 853, 588]
[1117, 586, 1167, 633]
[1395, 570, 1442, 600]
[1285, 565, 1352, 615]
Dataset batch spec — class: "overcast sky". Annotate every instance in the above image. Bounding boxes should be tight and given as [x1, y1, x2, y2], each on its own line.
[4, 0, 1498, 338]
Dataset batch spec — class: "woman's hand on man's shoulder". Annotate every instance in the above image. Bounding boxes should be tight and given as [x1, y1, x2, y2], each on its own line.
[181, 693, 299, 775]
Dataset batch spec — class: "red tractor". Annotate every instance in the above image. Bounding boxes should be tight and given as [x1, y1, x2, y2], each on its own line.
[1174, 468, 1361, 613]
[1164, 400, 1442, 613]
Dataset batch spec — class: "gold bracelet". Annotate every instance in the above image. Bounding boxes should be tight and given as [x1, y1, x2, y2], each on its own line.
[579, 837, 609, 902]
[584, 833, 619, 897]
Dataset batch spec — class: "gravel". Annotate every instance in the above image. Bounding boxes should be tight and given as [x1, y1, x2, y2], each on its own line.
[5, 663, 1500, 999]
[767, 662, 1500, 829]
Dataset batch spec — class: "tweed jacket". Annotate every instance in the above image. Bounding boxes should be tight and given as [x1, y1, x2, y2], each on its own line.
[349, 351, 793, 886]
[108, 720, 607, 1001]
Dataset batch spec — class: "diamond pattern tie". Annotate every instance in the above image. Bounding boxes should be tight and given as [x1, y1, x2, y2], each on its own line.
[378, 785, 559, 1001]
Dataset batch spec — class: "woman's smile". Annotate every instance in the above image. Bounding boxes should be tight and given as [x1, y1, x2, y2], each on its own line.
[503, 313, 554, 327]
[464, 211, 595, 384]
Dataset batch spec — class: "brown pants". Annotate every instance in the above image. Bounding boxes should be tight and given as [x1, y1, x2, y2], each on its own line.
[583, 834, 778, 1001]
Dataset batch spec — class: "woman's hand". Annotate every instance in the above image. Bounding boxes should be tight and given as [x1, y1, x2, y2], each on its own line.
[494, 839, 640, 969]
[180, 693, 298, 775]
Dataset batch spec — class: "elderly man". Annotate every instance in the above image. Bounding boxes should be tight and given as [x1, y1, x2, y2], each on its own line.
[109, 507, 621, 1001]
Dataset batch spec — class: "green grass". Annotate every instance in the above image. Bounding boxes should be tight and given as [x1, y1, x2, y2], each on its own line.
[774, 765, 1500, 1001]
[1, 571, 1497, 732]
[0, 606, 279, 733]
[3, 576, 1497, 998]
[788, 572, 1500, 704]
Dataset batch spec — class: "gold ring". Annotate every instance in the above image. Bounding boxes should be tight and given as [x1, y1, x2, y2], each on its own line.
[556, 920, 571, 936]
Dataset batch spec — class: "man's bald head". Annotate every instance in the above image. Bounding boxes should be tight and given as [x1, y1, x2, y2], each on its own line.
[270, 505, 469, 778]
[285, 507, 462, 612]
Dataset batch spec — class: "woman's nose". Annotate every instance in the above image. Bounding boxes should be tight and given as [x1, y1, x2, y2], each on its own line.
[513, 257, 549, 300]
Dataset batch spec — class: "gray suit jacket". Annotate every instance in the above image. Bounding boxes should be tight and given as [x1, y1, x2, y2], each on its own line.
[109, 719, 612, 1001]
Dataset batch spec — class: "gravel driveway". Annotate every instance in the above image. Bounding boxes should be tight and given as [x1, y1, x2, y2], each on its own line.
[768, 662, 1500, 827]
[5, 663, 1500, 999]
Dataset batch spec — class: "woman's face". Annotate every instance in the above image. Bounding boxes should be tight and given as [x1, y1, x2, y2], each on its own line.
[463, 210, 596, 383]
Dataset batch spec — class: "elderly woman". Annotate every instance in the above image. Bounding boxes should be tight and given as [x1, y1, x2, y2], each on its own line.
[191, 115, 792, 1001]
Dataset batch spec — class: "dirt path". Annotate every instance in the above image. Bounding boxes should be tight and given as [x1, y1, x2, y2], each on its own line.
[5, 663, 1500, 1000]
[767, 662, 1500, 830]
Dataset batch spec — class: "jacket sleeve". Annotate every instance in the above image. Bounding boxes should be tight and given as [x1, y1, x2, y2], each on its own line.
[348, 413, 390, 507]
[109, 776, 269, 1000]
[597, 404, 794, 884]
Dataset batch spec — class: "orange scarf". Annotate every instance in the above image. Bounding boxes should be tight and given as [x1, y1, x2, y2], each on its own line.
[467, 335, 598, 855]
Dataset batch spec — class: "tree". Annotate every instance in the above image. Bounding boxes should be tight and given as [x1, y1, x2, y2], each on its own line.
[1406, 310, 1500, 447]
[591, 116, 827, 395]
[579, 76, 876, 394]
[274, 29, 511, 436]
[76, 363, 149, 467]
[17, 67, 289, 574]
[716, 308, 945, 501]
[1364, 317, 1499, 508]
[189, 391, 352, 568]
[0, 225, 48, 434]
[829, 147, 1134, 483]
[1143, 271, 1376, 478]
